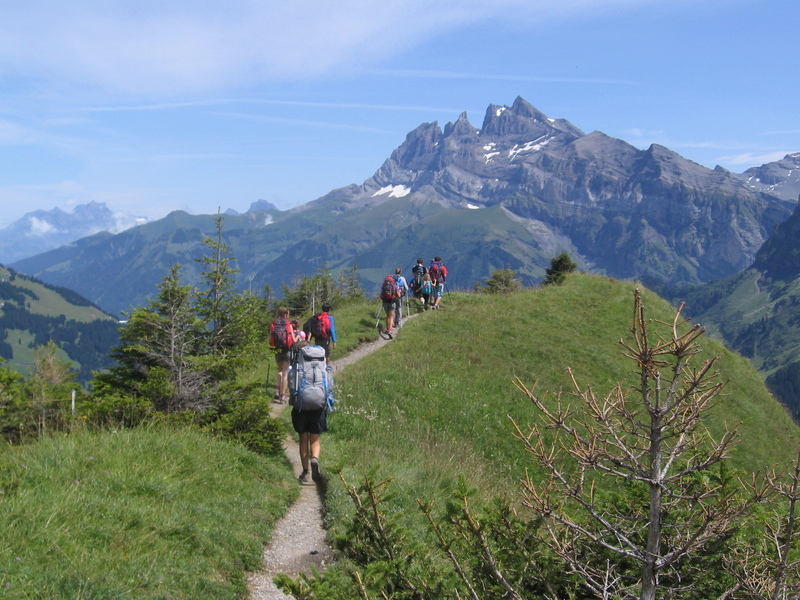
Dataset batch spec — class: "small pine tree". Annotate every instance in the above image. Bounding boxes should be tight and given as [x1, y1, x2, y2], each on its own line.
[542, 252, 577, 286]
[483, 268, 522, 294]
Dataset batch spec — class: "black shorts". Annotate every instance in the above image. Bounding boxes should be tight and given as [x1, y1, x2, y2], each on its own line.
[291, 408, 328, 434]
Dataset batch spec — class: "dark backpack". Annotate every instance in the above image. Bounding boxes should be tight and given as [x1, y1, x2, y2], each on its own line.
[413, 266, 426, 287]
[380, 276, 398, 300]
[305, 312, 331, 339]
[270, 318, 293, 350]
[429, 261, 444, 283]
[289, 345, 335, 412]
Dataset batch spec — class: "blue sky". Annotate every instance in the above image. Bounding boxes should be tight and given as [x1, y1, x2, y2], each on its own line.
[0, 0, 797, 227]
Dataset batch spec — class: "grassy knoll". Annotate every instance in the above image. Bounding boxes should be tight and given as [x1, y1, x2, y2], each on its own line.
[0, 427, 296, 599]
[322, 274, 800, 534]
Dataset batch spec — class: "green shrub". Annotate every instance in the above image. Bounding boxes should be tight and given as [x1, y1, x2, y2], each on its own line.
[205, 396, 286, 456]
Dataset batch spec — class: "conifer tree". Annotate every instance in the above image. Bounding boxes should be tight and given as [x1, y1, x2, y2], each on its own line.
[195, 212, 240, 353]
[542, 251, 577, 285]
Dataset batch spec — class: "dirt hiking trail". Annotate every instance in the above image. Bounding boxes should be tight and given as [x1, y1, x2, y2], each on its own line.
[247, 317, 410, 599]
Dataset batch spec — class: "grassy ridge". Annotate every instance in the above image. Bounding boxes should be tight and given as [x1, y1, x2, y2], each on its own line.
[322, 274, 800, 530]
[2, 274, 798, 597]
[0, 427, 295, 599]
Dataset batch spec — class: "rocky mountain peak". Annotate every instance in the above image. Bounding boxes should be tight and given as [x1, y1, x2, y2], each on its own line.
[735, 153, 800, 201]
[389, 121, 444, 171]
[479, 96, 583, 140]
[443, 111, 478, 138]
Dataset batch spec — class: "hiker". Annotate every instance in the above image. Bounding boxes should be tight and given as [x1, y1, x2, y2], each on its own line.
[379, 273, 400, 338]
[393, 268, 409, 323]
[410, 258, 427, 299]
[429, 256, 448, 310]
[304, 302, 337, 363]
[269, 306, 294, 403]
[289, 341, 334, 484]
[420, 272, 433, 309]
[291, 318, 306, 343]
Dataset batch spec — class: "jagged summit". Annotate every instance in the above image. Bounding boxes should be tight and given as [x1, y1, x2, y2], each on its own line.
[480, 96, 584, 139]
[365, 96, 588, 206]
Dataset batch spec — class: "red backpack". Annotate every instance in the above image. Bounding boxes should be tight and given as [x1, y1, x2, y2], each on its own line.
[308, 312, 331, 339]
[380, 276, 398, 300]
[270, 318, 293, 350]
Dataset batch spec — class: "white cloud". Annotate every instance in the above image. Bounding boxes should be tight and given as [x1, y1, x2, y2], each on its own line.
[0, 0, 679, 96]
[26, 216, 59, 236]
[718, 151, 791, 167]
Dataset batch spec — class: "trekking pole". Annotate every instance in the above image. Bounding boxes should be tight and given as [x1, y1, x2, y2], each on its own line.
[374, 302, 383, 329]
[266, 355, 272, 395]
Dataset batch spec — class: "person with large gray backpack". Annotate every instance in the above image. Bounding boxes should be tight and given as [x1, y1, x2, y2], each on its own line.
[288, 341, 335, 483]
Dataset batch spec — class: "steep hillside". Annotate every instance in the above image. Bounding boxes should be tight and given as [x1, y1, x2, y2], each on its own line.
[11, 97, 792, 317]
[675, 202, 800, 418]
[0, 265, 120, 383]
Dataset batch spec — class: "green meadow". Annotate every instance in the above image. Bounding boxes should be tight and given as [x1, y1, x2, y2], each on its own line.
[2, 273, 798, 597]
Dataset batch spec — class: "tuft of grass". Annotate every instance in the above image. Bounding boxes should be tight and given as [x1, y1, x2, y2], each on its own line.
[0, 426, 296, 599]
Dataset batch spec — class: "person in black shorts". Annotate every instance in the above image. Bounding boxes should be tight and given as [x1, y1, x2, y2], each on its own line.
[291, 341, 328, 483]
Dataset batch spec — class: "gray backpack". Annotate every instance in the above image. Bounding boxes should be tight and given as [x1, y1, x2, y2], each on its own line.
[289, 345, 335, 412]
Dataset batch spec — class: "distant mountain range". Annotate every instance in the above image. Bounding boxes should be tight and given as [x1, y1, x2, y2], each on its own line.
[6, 96, 800, 415]
[9, 97, 797, 318]
[0, 200, 282, 265]
[0, 202, 148, 264]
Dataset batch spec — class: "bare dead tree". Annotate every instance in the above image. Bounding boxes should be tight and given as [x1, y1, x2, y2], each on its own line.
[512, 289, 769, 600]
[723, 447, 800, 600]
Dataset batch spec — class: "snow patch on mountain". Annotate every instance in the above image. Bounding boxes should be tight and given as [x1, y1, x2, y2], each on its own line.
[372, 185, 411, 198]
[509, 135, 555, 160]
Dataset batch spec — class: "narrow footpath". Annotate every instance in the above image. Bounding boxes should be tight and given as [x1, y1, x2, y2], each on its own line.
[247, 318, 407, 600]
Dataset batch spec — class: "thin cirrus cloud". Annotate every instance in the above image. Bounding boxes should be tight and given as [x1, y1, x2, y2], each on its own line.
[0, 0, 676, 96]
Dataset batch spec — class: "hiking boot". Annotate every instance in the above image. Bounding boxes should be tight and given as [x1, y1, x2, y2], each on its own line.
[298, 470, 309, 483]
[279, 395, 287, 404]
[385, 329, 393, 339]
[273, 389, 280, 400]
[310, 457, 321, 482]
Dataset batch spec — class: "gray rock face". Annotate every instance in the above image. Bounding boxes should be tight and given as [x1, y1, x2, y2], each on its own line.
[354, 96, 792, 285]
[735, 152, 800, 202]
